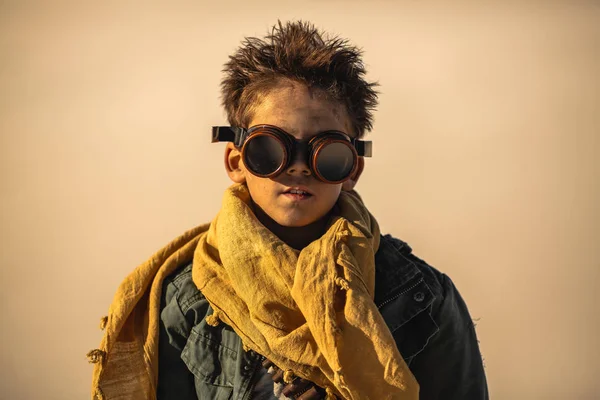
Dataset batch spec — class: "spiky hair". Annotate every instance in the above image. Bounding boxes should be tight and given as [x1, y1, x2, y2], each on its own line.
[220, 20, 379, 138]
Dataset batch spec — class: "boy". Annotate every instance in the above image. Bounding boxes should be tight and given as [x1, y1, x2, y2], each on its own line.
[88, 21, 488, 400]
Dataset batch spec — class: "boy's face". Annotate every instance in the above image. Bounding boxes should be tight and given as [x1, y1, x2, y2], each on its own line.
[226, 82, 360, 227]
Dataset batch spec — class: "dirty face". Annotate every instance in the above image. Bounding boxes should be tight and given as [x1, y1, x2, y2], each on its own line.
[229, 81, 358, 227]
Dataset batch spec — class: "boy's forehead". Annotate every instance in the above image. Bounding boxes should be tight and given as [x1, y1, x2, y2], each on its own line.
[249, 84, 353, 138]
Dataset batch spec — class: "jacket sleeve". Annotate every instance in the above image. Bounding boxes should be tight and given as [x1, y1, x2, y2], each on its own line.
[409, 273, 489, 400]
[157, 270, 207, 400]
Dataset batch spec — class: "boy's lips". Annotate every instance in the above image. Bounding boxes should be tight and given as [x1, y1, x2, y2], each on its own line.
[281, 186, 314, 201]
[281, 186, 314, 196]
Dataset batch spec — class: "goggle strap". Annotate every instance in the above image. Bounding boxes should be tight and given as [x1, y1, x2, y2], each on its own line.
[211, 126, 247, 147]
[355, 140, 372, 157]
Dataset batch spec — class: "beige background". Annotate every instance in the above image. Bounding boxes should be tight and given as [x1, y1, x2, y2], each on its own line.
[1, 1, 599, 399]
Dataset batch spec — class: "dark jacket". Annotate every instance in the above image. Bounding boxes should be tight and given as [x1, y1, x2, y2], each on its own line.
[157, 234, 489, 400]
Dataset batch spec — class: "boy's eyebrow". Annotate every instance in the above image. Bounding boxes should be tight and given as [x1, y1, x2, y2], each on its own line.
[274, 121, 295, 135]
[283, 126, 299, 136]
[272, 123, 300, 137]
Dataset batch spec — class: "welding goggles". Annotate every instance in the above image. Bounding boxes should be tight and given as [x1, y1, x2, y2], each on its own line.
[212, 124, 372, 184]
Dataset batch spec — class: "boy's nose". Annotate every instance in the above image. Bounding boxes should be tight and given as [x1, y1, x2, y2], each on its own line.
[286, 157, 311, 177]
[286, 146, 311, 177]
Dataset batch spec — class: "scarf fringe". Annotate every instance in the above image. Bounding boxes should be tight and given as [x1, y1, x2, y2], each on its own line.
[283, 370, 296, 384]
[325, 386, 338, 400]
[334, 276, 350, 290]
[86, 349, 106, 364]
[99, 316, 108, 330]
[205, 311, 221, 327]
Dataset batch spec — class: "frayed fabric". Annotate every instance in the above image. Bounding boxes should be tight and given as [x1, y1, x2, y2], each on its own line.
[205, 312, 221, 327]
[283, 370, 296, 384]
[326, 386, 339, 400]
[99, 316, 108, 331]
[86, 349, 105, 364]
[335, 277, 350, 291]
[93, 387, 105, 400]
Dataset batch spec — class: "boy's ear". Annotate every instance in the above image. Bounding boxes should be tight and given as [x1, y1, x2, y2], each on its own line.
[342, 157, 364, 192]
[224, 143, 246, 183]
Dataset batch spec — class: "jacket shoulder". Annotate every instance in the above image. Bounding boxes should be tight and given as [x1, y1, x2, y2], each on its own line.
[375, 234, 446, 307]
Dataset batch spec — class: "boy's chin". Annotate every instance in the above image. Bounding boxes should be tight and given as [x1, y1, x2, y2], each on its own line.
[270, 212, 324, 228]
[273, 216, 318, 228]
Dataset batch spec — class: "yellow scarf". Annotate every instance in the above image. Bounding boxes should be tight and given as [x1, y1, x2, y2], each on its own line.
[192, 184, 419, 400]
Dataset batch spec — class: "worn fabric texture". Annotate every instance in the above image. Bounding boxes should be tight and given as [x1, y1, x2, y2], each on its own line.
[88, 223, 210, 400]
[192, 183, 419, 400]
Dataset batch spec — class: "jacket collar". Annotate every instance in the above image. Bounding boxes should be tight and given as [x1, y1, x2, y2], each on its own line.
[374, 234, 423, 307]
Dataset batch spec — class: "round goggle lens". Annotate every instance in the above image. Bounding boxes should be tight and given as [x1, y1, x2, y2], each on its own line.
[244, 134, 285, 176]
[316, 142, 355, 182]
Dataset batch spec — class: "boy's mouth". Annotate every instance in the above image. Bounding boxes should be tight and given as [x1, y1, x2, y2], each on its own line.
[282, 186, 314, 200]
